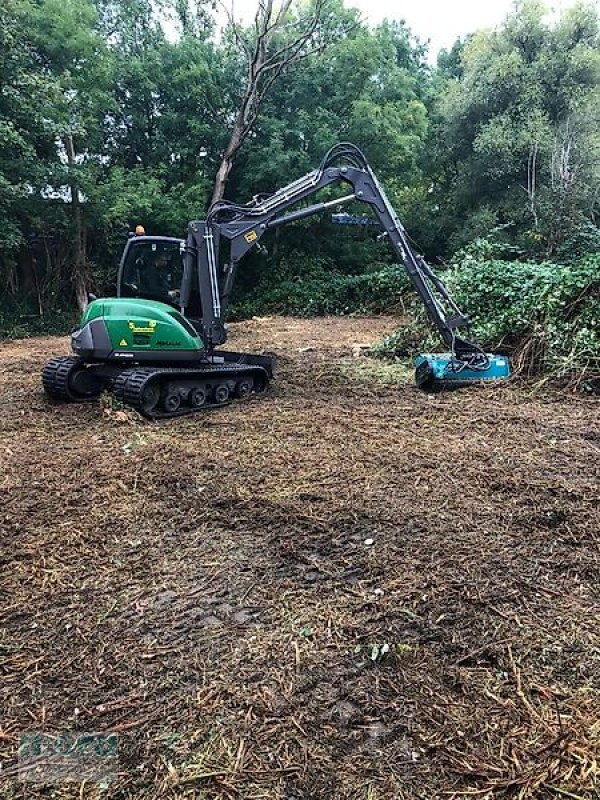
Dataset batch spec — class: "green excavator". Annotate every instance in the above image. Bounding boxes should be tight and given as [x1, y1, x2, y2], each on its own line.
[42, 143, 510, 419]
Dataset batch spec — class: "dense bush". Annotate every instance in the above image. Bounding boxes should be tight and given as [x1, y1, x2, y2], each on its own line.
[0, 300, 78, 339]
[230, 259, 410, 318]
[373, 254, 600, 384]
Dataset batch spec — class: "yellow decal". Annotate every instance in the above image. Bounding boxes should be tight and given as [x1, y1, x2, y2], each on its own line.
[244, 230, 258, 243]
[119, 338, 128, 347]
[128, 321, 157, 335]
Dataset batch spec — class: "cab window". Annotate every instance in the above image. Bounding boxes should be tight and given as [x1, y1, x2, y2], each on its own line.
[120, 240, 184, 305]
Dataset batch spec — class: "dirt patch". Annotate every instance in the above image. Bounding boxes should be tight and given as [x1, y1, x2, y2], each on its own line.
[1, 315, 599, 799]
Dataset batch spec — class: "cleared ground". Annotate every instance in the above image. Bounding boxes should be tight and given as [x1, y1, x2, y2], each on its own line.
[1, 315, 599, 800]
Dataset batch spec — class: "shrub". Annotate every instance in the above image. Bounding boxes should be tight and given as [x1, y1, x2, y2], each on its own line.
[0, 301, 77, 340]
[373, 254, 600, 384]
[230, 263, 410, 319]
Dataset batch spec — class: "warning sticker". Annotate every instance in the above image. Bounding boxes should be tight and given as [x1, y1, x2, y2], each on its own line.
[128, 321, 156, 335]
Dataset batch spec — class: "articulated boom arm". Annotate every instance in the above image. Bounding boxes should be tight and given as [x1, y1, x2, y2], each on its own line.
[182, 143, 480, 357]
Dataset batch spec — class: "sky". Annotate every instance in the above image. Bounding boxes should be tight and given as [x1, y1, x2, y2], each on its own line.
[222, 0, 586, 60]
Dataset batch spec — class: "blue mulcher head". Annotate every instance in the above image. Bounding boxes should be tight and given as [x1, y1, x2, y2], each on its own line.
[415, 353, 511, 391]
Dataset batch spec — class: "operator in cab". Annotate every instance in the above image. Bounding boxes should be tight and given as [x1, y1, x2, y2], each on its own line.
[130, 249, 169, 299]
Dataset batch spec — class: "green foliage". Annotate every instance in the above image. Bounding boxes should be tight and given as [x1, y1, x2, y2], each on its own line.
[428, 0, 600, 258]
[446, 254, 600, 377]
[0, 300, 77, 339]
[374, 254, 600, 382]
[0, 0, 58, 255]
[230, 17, 429, 200]
[554, 222, 600, 264]
[369, 321, 428, 360]
[230, 261, 409, 318]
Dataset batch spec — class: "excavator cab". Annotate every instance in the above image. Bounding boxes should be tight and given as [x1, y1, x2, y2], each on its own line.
[117, 235, 203, 320]
[118, 236, 184, 307]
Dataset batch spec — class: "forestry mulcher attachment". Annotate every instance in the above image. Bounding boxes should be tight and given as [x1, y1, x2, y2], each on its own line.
[42, 143, 509, 419]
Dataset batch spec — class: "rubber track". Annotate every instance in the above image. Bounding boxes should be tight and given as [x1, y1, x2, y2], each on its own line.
[112, 364, 268, 420]
[42, 356, 85, 400]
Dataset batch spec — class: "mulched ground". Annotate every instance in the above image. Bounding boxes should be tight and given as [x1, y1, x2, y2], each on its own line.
[1, 315, 599, 800]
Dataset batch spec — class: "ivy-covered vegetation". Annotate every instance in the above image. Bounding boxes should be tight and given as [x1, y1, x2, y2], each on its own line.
[0, 0, 598, 380]
[372, 252, 600, 385]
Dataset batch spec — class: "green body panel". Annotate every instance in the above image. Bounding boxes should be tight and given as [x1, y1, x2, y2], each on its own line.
[81, 301, 106, 323]
[82, 297, 204, 353]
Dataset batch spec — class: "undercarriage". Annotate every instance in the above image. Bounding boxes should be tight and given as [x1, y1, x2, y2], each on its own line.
[42, 352, 275, 419]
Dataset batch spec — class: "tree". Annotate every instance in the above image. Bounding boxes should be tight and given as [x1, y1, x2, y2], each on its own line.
[430, 0, 600, 257]
[0, 0, 57, 302]
[29, 0, 114, 309]
[211, 0, 352, 204]
[220, 16, 431, 300]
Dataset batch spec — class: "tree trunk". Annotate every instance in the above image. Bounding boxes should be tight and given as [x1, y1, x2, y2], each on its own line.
[210, 0, 333, 206]
[64, 133, 89, 312]
[211, 121, 245, 205]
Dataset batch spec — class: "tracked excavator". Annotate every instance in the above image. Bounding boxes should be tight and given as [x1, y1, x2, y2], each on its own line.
[42, 143, 510, 419]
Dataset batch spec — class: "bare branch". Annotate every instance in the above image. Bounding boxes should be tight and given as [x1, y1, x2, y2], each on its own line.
[211, 0, 352, 204]
[218, 0, 253, 61]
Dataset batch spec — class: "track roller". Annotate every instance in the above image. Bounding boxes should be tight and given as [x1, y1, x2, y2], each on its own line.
[189, 386, 207, 408]
[235, 378, 253, 399]
[161, 387, 182, 414]
[213, 383, 230, 404]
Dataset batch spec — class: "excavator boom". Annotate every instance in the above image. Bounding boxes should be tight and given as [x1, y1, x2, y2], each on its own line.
[182, 143, 510, 388]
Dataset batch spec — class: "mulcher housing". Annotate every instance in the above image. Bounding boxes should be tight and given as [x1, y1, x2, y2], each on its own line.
[415, 353, 511, 390]
[43, 143, 509, 418]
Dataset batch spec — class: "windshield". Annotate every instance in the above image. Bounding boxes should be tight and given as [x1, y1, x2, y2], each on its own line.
[120, 239, 184, 305]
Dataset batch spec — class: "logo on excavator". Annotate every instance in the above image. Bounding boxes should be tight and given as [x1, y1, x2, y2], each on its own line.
[128, 320, 157, 335]
[244, 230, 258, 243]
